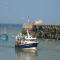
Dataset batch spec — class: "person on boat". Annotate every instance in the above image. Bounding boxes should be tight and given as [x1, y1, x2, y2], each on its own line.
[16, 39, 21, 45]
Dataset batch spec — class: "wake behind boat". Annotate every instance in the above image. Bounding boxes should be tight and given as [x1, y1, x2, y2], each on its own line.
[15, 29, 38, 50]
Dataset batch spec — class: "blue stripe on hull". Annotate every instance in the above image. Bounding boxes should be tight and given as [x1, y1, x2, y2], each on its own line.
[15, 43, 38, 48]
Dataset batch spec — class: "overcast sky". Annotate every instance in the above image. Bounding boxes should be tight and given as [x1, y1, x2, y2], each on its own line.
[0, 0, 60, 24]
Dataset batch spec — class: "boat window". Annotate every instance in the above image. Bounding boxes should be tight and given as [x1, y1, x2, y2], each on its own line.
[30, 37, 31, 38]
[30, 39, 36, 41]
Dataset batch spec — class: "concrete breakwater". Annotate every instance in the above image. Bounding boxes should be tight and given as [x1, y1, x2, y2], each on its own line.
[22, 24, 60, 40]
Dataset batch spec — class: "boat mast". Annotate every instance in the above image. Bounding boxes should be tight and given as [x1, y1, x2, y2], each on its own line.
[27, 16, 31, 38]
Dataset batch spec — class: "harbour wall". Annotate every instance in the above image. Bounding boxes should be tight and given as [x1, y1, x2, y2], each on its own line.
[22, 24, 60, 40]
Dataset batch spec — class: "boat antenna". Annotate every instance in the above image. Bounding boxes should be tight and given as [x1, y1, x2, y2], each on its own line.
[27, 16, 29, 23]
[27, 16, 31, 23]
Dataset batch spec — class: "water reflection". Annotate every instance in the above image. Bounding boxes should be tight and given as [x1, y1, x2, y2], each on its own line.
[15, 48, 38, 60]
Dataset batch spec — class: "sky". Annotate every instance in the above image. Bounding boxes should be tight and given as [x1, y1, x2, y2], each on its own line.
[0, 0, 60, 24]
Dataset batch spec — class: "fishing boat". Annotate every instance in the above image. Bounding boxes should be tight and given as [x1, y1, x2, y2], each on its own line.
[15, 29, 38, 50]
[15, 16, 38, 50]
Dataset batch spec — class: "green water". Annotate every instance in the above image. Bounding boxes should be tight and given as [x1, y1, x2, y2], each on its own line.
[15, 40, 60, 60]
[0, 24, 60, 60]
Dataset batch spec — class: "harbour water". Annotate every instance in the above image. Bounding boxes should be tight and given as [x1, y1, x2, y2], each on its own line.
[0, 24, 60, 60]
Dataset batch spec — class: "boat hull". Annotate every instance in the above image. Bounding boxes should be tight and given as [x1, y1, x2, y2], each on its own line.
[15, 43, 38, 49]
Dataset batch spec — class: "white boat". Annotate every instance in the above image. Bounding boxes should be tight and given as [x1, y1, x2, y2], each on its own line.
[15, 16, 38, 50]
[15, 29, 38, 50]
